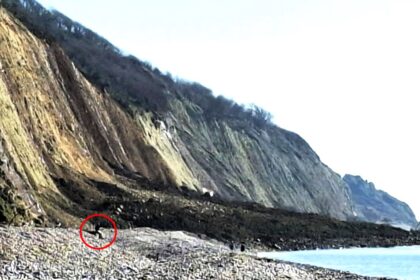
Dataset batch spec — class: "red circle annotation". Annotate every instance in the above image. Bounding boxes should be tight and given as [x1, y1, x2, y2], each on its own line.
[79, 213, 118, 250]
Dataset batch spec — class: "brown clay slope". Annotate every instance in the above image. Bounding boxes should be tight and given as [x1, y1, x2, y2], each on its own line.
[0, 8, 195, 224]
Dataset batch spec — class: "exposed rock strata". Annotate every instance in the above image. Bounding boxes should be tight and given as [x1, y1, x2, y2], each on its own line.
[0, 8, 197, 223]
[0, 6, 355, 222]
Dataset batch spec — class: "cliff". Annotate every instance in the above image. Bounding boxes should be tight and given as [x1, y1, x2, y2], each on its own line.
[344, 174, 417, 229]
[0, 7, 200, 224]
[168, 99, 353, 218]
[0, 1, 356, 224]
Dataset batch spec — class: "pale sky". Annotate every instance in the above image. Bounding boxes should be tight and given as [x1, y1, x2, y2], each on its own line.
[37, 0, 420, 219]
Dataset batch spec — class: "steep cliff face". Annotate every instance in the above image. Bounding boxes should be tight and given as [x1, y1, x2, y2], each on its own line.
[0, 8, 198, 223]
[0, 3, 355, 223]
[344, 175, 417, 229]
[165, 99, 353, 219]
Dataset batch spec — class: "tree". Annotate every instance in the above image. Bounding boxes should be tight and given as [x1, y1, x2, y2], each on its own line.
[249, 105, 273, 127]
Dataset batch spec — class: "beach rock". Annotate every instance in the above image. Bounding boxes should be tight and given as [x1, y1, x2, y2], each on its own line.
[0, 226, 386, 280]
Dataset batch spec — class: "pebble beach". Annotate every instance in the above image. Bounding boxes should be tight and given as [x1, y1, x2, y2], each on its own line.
[0, 226, 388, 279]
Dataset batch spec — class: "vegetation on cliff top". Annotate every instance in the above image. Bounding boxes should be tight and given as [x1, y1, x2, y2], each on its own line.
[1, 0, 273, 128]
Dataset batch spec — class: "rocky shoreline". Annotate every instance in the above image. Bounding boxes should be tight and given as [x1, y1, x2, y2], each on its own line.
[0, 226, 393, 279]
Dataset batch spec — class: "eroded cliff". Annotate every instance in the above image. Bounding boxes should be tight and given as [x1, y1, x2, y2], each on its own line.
[0, 3, 356, 224]
[0, 8, 198, 224]
[165, 98, 353, 219]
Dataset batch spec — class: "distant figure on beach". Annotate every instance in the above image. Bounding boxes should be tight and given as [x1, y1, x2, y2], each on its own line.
[85, 223, 104, 239]
[228, 242, 245, 252]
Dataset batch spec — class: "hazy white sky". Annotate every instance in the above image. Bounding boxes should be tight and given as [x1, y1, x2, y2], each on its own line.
[37, 0, 420, 219]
